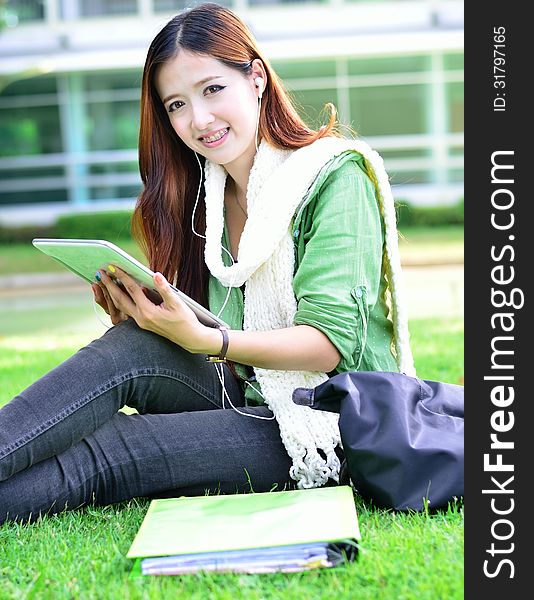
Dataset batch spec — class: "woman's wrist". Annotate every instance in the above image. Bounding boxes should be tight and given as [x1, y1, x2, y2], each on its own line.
[205, 327, 229, 363]
[187, 325, 227, 356]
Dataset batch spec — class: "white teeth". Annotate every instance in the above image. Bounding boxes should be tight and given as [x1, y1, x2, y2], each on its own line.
[202, 128, 228, 143]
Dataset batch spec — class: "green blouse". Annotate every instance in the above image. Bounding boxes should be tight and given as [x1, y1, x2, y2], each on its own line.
[208, 150, 398, 405]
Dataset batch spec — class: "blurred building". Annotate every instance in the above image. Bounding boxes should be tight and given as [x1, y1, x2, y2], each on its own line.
[0, 0, 463, 225]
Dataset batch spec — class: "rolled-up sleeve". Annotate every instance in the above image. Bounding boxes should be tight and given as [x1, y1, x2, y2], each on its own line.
[293, 159, 383, 371]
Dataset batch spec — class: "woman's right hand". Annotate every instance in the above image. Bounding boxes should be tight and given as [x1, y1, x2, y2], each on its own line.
[91, 283, 129, 325]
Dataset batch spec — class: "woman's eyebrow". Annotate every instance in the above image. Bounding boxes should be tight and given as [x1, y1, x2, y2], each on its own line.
[163, 76, 225, 104]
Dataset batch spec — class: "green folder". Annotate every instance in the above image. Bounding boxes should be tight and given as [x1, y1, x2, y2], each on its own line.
[127, 486, 360, 575]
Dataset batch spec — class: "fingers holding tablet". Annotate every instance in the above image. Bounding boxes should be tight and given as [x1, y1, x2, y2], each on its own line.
[92, 278, 128, 325]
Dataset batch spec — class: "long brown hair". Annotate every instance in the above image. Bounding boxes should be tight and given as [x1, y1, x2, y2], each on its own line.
[132, 2, 340, 307]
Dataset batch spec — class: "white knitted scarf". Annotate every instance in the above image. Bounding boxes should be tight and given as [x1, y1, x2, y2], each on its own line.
[203, 137, 415, 489]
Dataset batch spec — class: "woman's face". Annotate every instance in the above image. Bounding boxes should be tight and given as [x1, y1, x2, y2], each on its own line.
[156, 50, 261, 172]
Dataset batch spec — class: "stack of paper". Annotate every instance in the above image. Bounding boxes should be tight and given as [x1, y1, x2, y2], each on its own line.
[127, 486, 360, 576]
[140, 542, 347, 575]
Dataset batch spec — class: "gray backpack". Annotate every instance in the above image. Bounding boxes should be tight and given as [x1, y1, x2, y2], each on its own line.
[293, 371, 464, 511]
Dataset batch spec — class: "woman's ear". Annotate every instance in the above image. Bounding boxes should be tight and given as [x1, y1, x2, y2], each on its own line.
[254, 76, 264, 99]
[251, 59, 267, 98]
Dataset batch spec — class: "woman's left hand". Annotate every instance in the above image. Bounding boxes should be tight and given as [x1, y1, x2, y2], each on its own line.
[96, 267, 217, 354]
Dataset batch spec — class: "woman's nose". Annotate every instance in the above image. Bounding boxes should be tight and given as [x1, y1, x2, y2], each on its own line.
[191, 102, 215, 132]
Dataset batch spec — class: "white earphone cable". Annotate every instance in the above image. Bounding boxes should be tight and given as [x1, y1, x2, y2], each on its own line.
[255, 89, 262, 153]
[215, 362, 275, 420]
[192, 151, 233, 319]
[92, 293, 112, 330]
[193, 151, 272, 420]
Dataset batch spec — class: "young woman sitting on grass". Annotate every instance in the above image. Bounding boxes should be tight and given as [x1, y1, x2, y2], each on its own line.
[0, 3, 414, 524]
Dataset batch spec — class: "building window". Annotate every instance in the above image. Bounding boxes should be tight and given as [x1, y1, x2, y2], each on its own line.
[444, 52, 464, 71]
[273, 59, 337, 80]
[0, 75, 66, 205]
[272, 59, 337, 129]
[447, 168, 464, 183]
[348, 55, 431, 76]
[60, 0, 139, 18]
[389, 169, 434, 185]
[3, 0, 45, 24]
[84, 71, 142, 93]
[89, 184, 142, 202]
[0, 76, 62, 158]
[290, 88, 338, 131]
[0, 189, 69, 205]
[349, 84, 429, 137]
[86, 101, 140, 151]
[84, 72, 141, 151]
[0, 105, 62, 156]
[446, 82, 463, 133]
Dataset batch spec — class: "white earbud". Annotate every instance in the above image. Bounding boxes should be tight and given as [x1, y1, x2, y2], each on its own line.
[254, 76, 264, 99]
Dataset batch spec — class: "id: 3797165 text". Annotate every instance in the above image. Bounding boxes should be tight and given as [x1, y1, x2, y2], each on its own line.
[493, 26, 506, 112]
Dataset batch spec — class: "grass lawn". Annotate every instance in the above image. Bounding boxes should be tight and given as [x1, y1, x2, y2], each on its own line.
[397, 225, 463, 265]
[0, 239, 144, 276]
[0, 313, 464, 600]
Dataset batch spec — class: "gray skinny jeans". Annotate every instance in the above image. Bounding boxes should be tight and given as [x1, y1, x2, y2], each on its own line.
[0, 319, 295, 524]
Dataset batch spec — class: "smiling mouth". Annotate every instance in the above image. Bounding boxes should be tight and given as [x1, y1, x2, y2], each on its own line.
[200, 128, 229, 143]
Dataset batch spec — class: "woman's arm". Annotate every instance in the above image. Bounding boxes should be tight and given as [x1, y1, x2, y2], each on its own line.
[98, 268, 340, 373]
[292, 158, 385, 372]
[200, 323, 341, 372]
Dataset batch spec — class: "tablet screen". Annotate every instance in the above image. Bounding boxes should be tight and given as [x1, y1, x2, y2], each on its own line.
[32, 238, 229, 329]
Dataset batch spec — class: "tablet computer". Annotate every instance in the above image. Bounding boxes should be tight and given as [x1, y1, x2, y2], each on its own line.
[32, 238, 229, 329]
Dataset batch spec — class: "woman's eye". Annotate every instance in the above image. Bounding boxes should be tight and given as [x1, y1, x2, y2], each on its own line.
[205, 85, 225, 96]
[168, 101, 184, 113]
